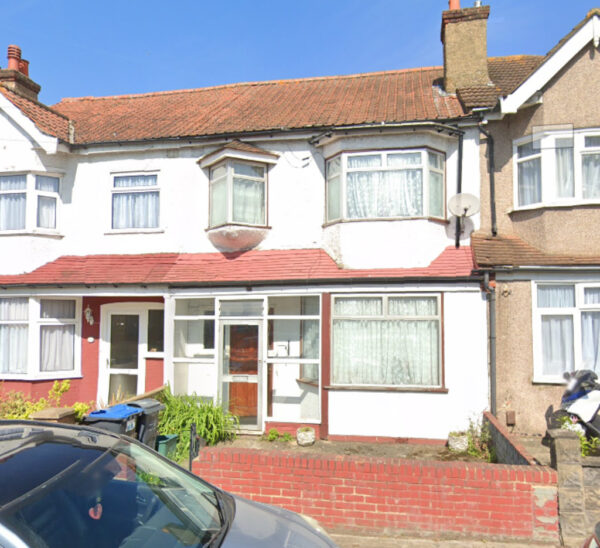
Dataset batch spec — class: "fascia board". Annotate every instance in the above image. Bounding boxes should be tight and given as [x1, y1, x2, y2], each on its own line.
[199, 148, 278, 168]
[500, 16, 598, 114]
[0, 93, 59, 154]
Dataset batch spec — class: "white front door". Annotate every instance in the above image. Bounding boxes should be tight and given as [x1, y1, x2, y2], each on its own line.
[98, 303, 162, 405]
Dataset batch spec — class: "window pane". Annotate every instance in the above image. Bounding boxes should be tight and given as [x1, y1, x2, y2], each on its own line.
[40, 325, 74, 371]
[327, 156, 341, 177]
[147, 310, 164, 353]
[347, 154, 381, 169]
[584, 288, 600, 305]
[537, 285, 575, 308]
[232, 178, 265, 224]
[209, 178, 228, 226]
[174, 319, 214, 357]
[326, 175, 341, 220]
[332, 318, 439, 386]
[0, 298, 28, 320]
[113, 175, 157, 188]
[429, 171, 444, 217]
[387, 152, 421, 167]
[555, 145, 574, 198]
[541, 315, 573, 376]
[428, 152, 444, 170]
[0, 175, 26, 190]
[37, 196, 56, 229]
[517, 141, 539, 158]
[210, 164, 227, 181]
[582, 154, 600, 199]
[220, 300, 263, 316]
[35, 175, 59, 193]
[585, 136, 600, 148]
[175, 299, 215, 316]
[0, 324, 27, 373]
[0, 194, 26, 230]
[268, 319, 319, 359]
[582, 312, 600, 372]
[518, 157, 541, 206]
[41, 300, 75, 319]
[389, 297, 437, 316]
[112, 191, 159, 229]
[334, 297, 382, 316]
[268, 296, 319, 315]
[233, 162, 264, 178]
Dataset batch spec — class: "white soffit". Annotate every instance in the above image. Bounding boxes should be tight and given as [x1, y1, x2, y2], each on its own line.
[499, 14, 600, 115]
[0, 93, 59, 154]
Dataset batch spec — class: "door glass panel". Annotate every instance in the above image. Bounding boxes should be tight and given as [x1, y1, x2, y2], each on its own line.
[110, 315, 139, 369]
[147, 310, 164, 352]
[220, 300, 263, 317]
[108, 374, 137, 403]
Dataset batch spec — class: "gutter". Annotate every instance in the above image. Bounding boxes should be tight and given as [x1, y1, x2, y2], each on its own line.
[483, 272, 497, 416]
[478, 123, 497, 236]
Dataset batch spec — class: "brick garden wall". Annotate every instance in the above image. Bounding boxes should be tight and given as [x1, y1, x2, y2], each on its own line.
[193, 448, 559, 543]
[484, 411, 537, 465]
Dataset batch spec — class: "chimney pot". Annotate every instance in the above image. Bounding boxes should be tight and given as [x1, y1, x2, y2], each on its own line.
[7, 45, 21, 71]
[449, 0, 460, 9]
[18, 59, 29, 77]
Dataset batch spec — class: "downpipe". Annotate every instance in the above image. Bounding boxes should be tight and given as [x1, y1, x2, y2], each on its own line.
[483, 272, 497, 416]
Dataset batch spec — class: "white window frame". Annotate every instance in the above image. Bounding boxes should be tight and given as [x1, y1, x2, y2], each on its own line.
[0, 296, 82, 380]
[208, 159, 268, 228]
[513, 128, 600, 210]
[325, 149, 446, 223]
[110, 171, 161, 232]
[532, 282, 600, 383]
[331, 293, 443, 389]
[0, 172, 62, 234]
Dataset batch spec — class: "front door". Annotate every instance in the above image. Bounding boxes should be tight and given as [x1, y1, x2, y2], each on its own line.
[221, 322, 261, 429]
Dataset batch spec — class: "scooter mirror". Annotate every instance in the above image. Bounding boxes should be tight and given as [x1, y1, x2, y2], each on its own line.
[563, 371, 572, 381]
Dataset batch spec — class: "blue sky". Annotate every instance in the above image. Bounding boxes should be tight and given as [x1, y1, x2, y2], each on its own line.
[0, 0, 597, 105]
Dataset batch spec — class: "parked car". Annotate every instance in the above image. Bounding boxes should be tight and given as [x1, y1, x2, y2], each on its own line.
[0, 420, 338, 547]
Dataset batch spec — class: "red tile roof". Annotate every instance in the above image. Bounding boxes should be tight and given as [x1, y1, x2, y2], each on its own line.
[0, 87, 71, 142]
[0, 247, 476, 287]
[472, 233, 600, 267]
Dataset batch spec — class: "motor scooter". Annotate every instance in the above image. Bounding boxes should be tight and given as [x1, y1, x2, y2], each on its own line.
[557, 369, 600, 438]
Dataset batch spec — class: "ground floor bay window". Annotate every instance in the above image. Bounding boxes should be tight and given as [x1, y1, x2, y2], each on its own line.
[332, 294, 442, 388]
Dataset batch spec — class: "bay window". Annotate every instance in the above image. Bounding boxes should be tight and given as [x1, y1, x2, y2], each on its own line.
[326, 149, 445, 222]
[112, 174, 159, 229]
[209, 160, 266, 227]
[515, 129, 600, 208]
[0, 297, 80, 379]
[332, 294, 442, 387]
[534, 283, 600, 382]
[0, 173, 60, 232]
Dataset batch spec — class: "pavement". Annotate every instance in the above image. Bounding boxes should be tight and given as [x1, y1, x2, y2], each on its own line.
[329, 533, 560, 547]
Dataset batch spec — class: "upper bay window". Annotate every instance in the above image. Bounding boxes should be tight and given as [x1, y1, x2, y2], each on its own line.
[0, 173, 60, 232]
[111, 174, 159, 230]
[209, 160, 267, 228]
[515, 130, 600, 208]
[326, 150, 445, 223]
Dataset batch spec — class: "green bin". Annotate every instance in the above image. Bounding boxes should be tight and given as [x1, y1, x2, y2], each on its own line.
[156, 434, 178, 456]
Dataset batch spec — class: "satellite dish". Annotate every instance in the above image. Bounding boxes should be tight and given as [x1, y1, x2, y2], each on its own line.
[448, 193, 480, 217]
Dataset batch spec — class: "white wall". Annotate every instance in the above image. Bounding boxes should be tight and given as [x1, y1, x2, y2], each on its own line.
[327, 290, 489, 439]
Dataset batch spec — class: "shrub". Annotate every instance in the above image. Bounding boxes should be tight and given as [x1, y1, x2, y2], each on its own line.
[157, 386, 239, 462]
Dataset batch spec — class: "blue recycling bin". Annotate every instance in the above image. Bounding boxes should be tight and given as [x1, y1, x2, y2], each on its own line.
[82, 404, 143, 438]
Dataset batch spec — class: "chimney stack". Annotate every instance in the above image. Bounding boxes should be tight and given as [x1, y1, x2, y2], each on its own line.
[441, 2, 491, 93]
[0, 45, 40, 101]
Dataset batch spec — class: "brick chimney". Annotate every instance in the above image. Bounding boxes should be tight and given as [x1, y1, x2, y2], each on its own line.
[441, 1, 491, 93]
[0, 45, 41, 102]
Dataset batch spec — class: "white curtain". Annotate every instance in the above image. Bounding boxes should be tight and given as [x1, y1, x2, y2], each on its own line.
[541, 316, 574, 376]
[40, 325, 74, 371]
[518, 157, 541, 206]
[112, 191, 159, 228]
[585, 288, 600, 304]
[41, 300, 75, 319]
[0, 174, 27, 230]
[37, 196, 56, 229]
[333, 297, 439, 386]
[0, 298, 28, 374]
[583, 154, 600, 199]
[555, 145, 574, 198]
[582, 312, 600, 372]
[537, 285, 575, 307]
[232, 178, 265, 224]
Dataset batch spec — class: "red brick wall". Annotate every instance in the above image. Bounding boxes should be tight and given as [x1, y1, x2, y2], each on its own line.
[193, 448, 559, 543]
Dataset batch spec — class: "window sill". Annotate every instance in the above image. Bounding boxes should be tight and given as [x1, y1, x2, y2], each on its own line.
[322, 216, 448, 228]
[510, 200, 600, 214]
[0, 230, 64, 239]
[297, 378, 319, 387]
[105, 228, 164, 235]
[532, 377, 565, 385]
[324, 385, 448, 393]
[0, 373, 82, 382]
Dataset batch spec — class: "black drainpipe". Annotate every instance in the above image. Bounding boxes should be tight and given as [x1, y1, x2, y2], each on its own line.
[478, 124, 497, 236]
[483, 271, 497, 415]
[454, 132, 464, 248]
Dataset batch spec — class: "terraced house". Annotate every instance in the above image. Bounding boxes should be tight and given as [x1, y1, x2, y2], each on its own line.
[0, 2, 597, 440]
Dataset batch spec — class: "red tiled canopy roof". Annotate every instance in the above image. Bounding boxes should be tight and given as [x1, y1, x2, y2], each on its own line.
[0, 247, 476, 287]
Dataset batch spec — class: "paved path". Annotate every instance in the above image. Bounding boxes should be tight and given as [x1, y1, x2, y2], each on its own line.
[329, 533, 560, 547]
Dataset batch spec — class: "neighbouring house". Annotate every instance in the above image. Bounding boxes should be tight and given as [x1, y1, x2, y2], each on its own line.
[0, 1, 589, 441]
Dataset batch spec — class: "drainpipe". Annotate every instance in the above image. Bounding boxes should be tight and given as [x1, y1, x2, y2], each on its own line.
[454, 132, 464, 248]
[483, 272, 497, 415]
[478, 124, 497, 236]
